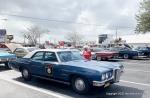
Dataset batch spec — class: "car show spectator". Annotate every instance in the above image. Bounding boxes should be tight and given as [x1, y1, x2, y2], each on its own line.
[82, 46, 92, 60]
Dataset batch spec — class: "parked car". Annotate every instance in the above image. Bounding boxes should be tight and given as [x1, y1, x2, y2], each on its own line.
[134, 47, 150, 57]
[9, 49, 124, 94]
[13, 47, 39, 58]
[109, 47, 138, 59]
[90, 48, 118, 60]
[0, 50, 16, 68]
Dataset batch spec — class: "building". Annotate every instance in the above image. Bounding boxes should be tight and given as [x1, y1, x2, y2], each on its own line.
[0, 29, 6, 43]
[121, 34, 150, 47]
[98, 34, 108, 44]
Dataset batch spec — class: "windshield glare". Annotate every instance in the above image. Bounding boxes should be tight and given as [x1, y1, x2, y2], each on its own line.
[57, 51, 83, 62]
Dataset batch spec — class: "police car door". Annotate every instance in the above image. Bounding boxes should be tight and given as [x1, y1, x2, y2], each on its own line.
[43, 52, 59, 77]
[30, 51, 45, 76]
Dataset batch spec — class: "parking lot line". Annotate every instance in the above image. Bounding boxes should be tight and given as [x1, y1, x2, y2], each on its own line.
[120, 80, 150, 87]
[125, 69, 150, 73]
[121, 62, 150, 65]
[0, 76, 67, 98]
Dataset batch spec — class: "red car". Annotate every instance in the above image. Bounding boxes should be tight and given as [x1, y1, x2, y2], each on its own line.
[90, 48, 118, 60]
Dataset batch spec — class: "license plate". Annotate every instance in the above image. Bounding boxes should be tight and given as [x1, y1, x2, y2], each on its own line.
[104, 83, 110, 88]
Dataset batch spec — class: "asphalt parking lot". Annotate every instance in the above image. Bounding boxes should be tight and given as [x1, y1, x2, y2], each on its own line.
[0, 58, 150, 98]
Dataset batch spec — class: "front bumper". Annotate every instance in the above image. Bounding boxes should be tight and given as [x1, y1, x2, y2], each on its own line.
[93, 68, 124, 87]
[93, 77, 113, 87]
[0, 58, 16, 63]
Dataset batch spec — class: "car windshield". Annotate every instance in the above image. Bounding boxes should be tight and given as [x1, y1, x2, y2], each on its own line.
[57, 51, 84, 62]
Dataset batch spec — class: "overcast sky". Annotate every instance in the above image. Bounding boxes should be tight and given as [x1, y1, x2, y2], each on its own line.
[0, 0, 142, 43]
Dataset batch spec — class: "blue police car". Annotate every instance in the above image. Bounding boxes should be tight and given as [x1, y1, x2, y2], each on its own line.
[9, 49, 124, 94]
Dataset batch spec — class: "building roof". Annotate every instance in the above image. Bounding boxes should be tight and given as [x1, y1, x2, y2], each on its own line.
[121, 33, 150, 44]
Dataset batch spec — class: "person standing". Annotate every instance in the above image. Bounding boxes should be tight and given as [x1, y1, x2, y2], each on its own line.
[82, 46, 92, 60]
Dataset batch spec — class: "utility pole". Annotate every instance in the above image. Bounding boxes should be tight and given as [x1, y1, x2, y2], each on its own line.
[39, 34, 40, 44]
[115, 27, 118, 40]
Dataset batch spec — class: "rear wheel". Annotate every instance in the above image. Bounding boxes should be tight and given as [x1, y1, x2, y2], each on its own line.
[96, 56, 102, 61]
[71, 76, 90, 94]
[21, 68, 31, 81]
[148, 53, 150, 58]
[123, 54, 129, 59]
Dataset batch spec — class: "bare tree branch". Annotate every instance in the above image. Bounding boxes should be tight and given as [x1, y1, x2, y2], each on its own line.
[65, 32, 83, 46]
[23, 25, 47, 46]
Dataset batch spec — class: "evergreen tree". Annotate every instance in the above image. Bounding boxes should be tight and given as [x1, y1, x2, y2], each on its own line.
[136, 0, 150, 33]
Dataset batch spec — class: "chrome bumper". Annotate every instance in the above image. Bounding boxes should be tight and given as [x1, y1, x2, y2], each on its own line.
[93, 77, 113, 87]
[0, 58, 16, 63]
[93, 68, 124, 87]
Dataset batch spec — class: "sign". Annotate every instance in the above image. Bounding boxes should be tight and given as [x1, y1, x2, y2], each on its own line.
[0, 29, 6, 43]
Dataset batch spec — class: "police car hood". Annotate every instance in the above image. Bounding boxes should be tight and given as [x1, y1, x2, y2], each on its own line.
[62, 60, 121, 73]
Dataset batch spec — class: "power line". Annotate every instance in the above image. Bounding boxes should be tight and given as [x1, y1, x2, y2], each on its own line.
[0, 13, 104, 26]
[0, 13, 135, 29]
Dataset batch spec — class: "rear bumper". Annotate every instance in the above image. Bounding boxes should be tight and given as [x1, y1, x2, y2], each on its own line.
[0, 61, 8, 63]
[0, 59, 8, 63]
[0, 58, 16, 63]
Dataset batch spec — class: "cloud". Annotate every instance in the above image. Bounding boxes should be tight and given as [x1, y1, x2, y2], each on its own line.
[0, 0, 142, 42]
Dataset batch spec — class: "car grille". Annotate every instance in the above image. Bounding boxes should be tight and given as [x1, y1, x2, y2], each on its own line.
[0, 58, 8, 62]
[114, 69, 121, 82]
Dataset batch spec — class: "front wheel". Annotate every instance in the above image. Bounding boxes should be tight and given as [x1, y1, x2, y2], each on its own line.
[71, 76, 90, 94]
[4, 62, 10, 69]
[21, 68, 32, 81]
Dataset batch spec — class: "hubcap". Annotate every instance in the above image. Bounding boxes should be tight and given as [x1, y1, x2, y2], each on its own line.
[75, 78, 85, 91]
[124, 54, 128, 59]
[97, 57, 101, 61]
[23, 69, 29, 78]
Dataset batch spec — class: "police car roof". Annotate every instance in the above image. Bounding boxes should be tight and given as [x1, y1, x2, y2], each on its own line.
[24, 48, 79, 58]
[36, 48, 79, 52]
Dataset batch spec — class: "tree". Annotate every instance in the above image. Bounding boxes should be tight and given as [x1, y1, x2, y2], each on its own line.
[23, 25, 47, 46]
[65, 32, 83, 46]
[135, 0, 150, 33]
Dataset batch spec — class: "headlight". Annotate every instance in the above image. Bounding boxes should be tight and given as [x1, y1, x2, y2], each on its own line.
[106, 73, 109, 79]
[101, 72, 112, 81]
[101, 74, 106, 80]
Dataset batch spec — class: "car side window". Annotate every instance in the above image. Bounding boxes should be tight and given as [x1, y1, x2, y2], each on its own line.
[32, 52, 44, 61]
[44, 52, 58, 62]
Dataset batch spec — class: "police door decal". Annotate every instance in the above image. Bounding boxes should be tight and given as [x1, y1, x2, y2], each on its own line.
[46, 64, 53, 75]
